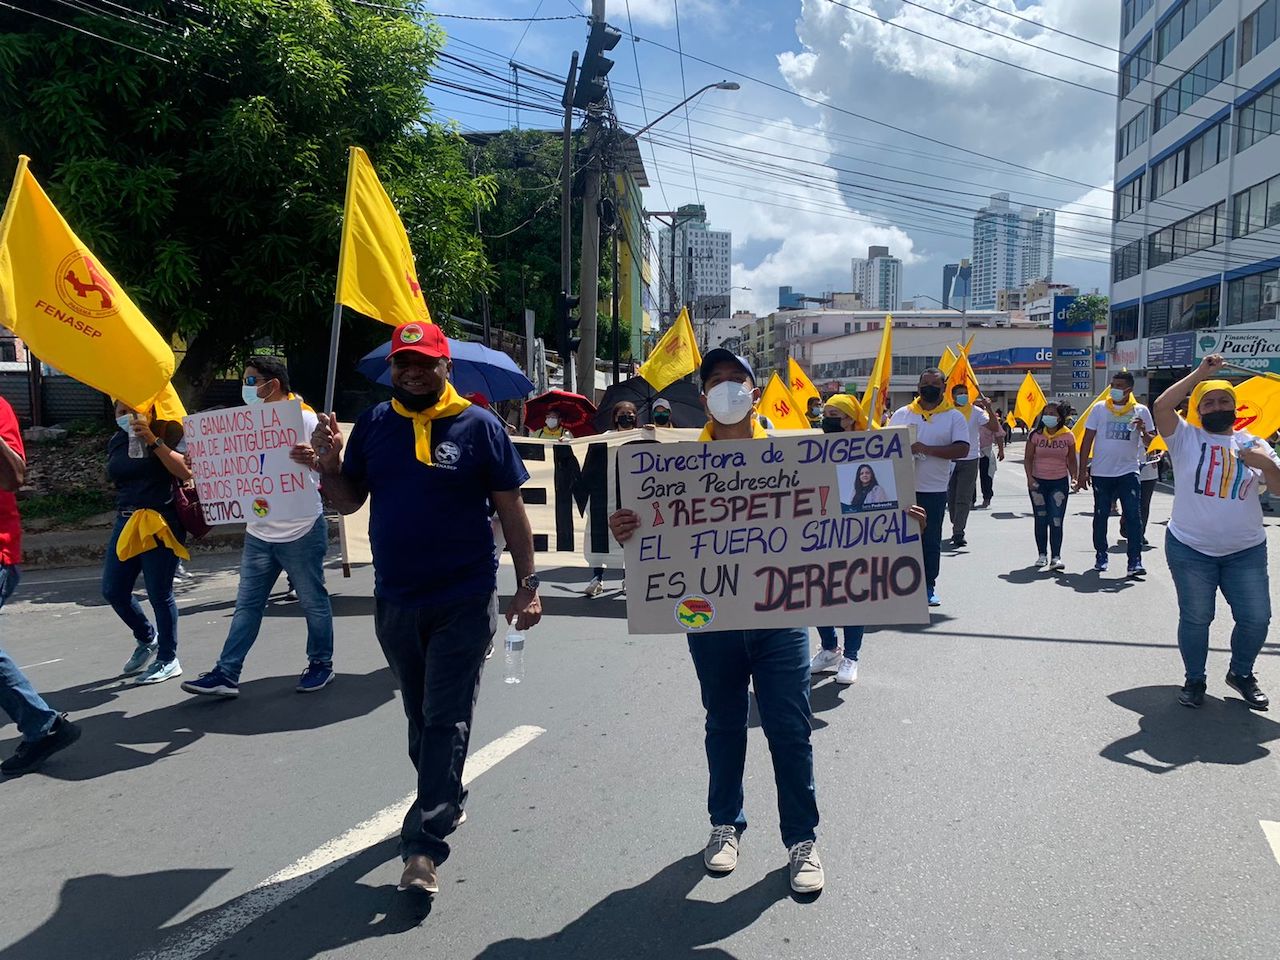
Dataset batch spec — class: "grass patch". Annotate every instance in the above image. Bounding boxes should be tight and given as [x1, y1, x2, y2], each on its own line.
[21, 490, 116, 524]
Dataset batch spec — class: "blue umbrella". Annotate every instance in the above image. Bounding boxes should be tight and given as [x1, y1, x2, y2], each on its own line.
[356, 338, 535, 403]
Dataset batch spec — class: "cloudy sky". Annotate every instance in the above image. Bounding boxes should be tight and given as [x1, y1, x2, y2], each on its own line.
[428, 0, 1121, 316]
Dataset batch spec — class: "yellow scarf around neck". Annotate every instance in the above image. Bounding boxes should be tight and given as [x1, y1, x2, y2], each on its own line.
[698, 419, 769, 441]
[391, 382, 471, 466]
[1040, 425, 1070, 440]
[906, 397, 955, 421]
[1104, 393, 1136, 417]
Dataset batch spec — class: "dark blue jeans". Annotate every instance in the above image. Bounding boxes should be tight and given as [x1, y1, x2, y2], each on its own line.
[1029, 477, 1070, 557]
[687, 627, 818, 849]
[1165, 532, 1271, 682]
[0, 565, 59, 742]
[101, 514, 184, 662]
[375, 592, 497, 866]
[917, 491, 947, 591]
[1091, 474, 1142, 564]
[817, 625, 865, 660]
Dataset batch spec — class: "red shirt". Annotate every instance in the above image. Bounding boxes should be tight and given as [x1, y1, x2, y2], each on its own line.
[0, 398, 24, 565]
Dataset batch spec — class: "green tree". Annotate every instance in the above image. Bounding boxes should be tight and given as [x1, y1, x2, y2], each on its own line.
[1066, 293, 1109, 332]
[0, 0, 492, 404]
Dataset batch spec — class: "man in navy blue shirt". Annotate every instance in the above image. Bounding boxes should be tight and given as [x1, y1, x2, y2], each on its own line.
[311, 321, 541, 896]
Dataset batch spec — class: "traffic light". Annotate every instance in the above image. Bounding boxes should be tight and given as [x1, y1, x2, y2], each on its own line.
[573, 20, 621, 109]
[558, 290, 582, 356]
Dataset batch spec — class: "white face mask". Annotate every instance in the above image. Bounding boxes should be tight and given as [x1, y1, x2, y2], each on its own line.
[705, 380, 755, 425]
[1042, 415, 1059, 429]
[242, 385, 264, 406]
[545, 415, 560, 429]
[1109, 387, 1127, 403]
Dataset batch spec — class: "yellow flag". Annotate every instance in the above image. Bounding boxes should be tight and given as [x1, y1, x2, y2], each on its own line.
[939, 345, 958, 376]
[946, 347, 981, 401]
[787, 357, 820, 410]
[1232, 376, 1280, 440]
[1012, 371, 1048, 429]
[638, 306, 701, 392]
[335, 147, 432, 327]
[760, 372, 811, 430]
[1072, 386, 1110, 449]
[0, 157, 176, 411]
[146, 381, 187, 422]
[861, 314, 893, 428]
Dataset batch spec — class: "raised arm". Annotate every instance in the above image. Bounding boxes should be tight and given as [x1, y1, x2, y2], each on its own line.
[1155, 355, 1225, 437]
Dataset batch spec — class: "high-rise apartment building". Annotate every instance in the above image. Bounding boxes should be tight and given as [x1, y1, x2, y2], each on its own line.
[970, 194, 1056, 311]
[850, 245, 902, 311]
[942, 260, 973, 311]
[658, 203, 732, 323]
[1110, 0, 1280, 388]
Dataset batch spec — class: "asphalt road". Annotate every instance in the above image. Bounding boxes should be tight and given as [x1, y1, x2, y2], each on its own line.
[2, 452, 1280, 960]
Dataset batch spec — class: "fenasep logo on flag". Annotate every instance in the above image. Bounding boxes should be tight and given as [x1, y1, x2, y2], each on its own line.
[55, 251, 118, 319]
[400, 324, 424, 344]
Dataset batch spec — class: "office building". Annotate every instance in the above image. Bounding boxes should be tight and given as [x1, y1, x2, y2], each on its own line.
[1110, 0, 1280, 392]
[971, 194, 1057, 311]
[850, 245, 903, 311]
[942, 260, 973, 311]
[658, 203, 731, 323]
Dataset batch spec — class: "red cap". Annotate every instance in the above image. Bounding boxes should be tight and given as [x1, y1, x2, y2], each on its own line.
[388, 322, 449, 360]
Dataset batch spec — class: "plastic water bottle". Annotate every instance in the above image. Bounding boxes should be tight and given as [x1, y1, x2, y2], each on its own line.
[127, 420, 147, 459]
[504, 627, 525, 684]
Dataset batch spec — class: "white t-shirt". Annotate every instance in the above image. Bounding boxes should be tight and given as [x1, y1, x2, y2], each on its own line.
[1084, 402, 1154, 478]
[954, 405, 990, 461]
[248, 406, 324, 544]
[888, 405, 970, 494]
[1166, 419, 1278, 556]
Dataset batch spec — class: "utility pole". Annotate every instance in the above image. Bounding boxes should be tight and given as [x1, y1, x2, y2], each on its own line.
[472, 150, 492, 348]
[559, 51, 579, 393]
[609, 164, 622, 384]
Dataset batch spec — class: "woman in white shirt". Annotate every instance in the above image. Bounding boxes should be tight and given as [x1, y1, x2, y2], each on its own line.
[1153, 354, 1280, 710]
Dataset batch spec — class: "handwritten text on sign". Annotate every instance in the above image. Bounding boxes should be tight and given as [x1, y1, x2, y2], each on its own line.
[617, 429, 929, 634]
[184, 401, 314, 525]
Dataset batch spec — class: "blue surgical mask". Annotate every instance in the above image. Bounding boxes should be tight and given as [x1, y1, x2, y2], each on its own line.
[1109, 388, 1127, 403]
[116, 414, 133, 433]
[953, 392, 970, 407]
[242, 385, 264, 406]
[1042, 415, 1059, 429]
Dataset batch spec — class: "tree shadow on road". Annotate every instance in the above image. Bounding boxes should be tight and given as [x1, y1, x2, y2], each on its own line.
[0, 668, 397, 782]
[1100, 684, 1280, 774]
[475, 854, 792, 960]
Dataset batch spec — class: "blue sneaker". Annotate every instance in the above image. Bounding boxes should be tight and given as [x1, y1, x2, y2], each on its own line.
[182, 670, 240, 698]
[1127, 561, 1146, 577]
[297, 662, 335, 693]
[927, 589, 941, 607]
[1094, 555, 1109, 572]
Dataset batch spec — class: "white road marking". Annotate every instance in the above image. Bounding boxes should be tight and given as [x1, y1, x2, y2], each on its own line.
[132, 724, 546, 960]
[16, 658, 62, 670]
[1261, 820, 1280, 867]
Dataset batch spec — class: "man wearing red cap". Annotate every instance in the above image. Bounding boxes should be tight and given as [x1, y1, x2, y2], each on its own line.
[311, 321, 542, 895]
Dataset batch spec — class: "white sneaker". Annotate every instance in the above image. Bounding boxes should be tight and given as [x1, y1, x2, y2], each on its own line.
[704, 824, 739, 873]
[1035, 554, 1048, 568]
[1047, 557, 1065, 571]
[123, 641, 157, 674]
[809, 649, 841, 674]
[584, 576, 604, 598]
[835, 657, 858, 685]
[135, 658, 182, 685]
[788, 840, 824, 893]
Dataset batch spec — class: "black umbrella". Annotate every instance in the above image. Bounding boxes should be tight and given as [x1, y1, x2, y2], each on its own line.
[593, 376, 704, 431]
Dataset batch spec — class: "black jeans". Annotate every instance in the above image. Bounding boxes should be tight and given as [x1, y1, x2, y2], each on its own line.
[978, 454, 995, 503]
[375, 592, 498, 865]
[1091, 474, 1142, 565]
[917, 491, 947, 591]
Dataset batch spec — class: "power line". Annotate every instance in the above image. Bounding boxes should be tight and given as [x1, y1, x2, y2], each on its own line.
[624, 0, 669, 209]
[511, 0, 549, 58]
[671, 0, 701, 204]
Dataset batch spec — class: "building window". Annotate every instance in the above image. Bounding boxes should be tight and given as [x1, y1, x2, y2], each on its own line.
[1116, 109, 1148, 161]
[1226, 266, 1280, 326]
[1110, 305, 1140, 341]
[1240, 0, 1280, 66]
[1112, 239, 1143, 282]
[843, 322, 851, 334]
[1147, 200, 1226, 267]
[1237, 79, 1280, 152]
[1157, 0, 1224, 61]
[1231, 170, 1280, 237]
[1154, 33, 1234, 132]
[1150, 117, 1229, 200]
[1115, 175, 1145, 221]
[1147, 284, 1220, 334]
[1120, 39, 1153, 98]
[1123, 0, 1154, 36]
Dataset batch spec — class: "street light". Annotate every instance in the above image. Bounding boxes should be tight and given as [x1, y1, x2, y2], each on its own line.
[912, 293, 966, 315]
[624, 81, 740, 142]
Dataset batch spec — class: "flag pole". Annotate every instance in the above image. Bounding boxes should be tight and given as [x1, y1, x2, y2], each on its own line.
[322, 302, 342, 414]
[325, 147, 359, 416]
[1222, 360, 1280, 382]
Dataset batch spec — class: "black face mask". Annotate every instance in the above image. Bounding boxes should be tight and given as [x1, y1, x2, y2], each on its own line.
[1201, 409, 1236, 433]
[653, 412, 671, 425]
[821, 416, 844, 434]
[918, 385, 943, 404]
[392, 386, 439, 412]
[616, 415, 637, 429]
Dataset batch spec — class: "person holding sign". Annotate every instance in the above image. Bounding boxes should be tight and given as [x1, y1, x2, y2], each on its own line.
[311, 321, 542, 896]
[1075, 371, 1155, 576]
[182, 357, 335, 699]
[888, 369, 969, 607]
[104, 401, 192, 685]
[608, 349, 826, 895]
[1153, 355, 1280, 710]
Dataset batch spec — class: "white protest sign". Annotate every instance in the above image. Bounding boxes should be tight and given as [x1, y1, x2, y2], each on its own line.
[184, 400, 315, 525]
[617, 428, 929, 634]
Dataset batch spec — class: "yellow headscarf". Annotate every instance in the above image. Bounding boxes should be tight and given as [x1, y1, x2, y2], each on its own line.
[116, 510, 190, 562]
[1187, 379, 1236, 429]
[825, 393, 867, 431]
[390, 382, 472, 466]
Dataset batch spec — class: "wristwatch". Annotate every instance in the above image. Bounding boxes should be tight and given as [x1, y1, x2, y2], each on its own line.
[519, 574, 541, 592]
[147, 440, 161, 453]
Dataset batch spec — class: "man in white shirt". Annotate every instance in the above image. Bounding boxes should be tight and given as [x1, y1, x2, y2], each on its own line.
[944, 383, 995, 547]
[889, 368, 970, 607]
[183, 356, 335, 698]
[1076, 370, 1155, 576]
